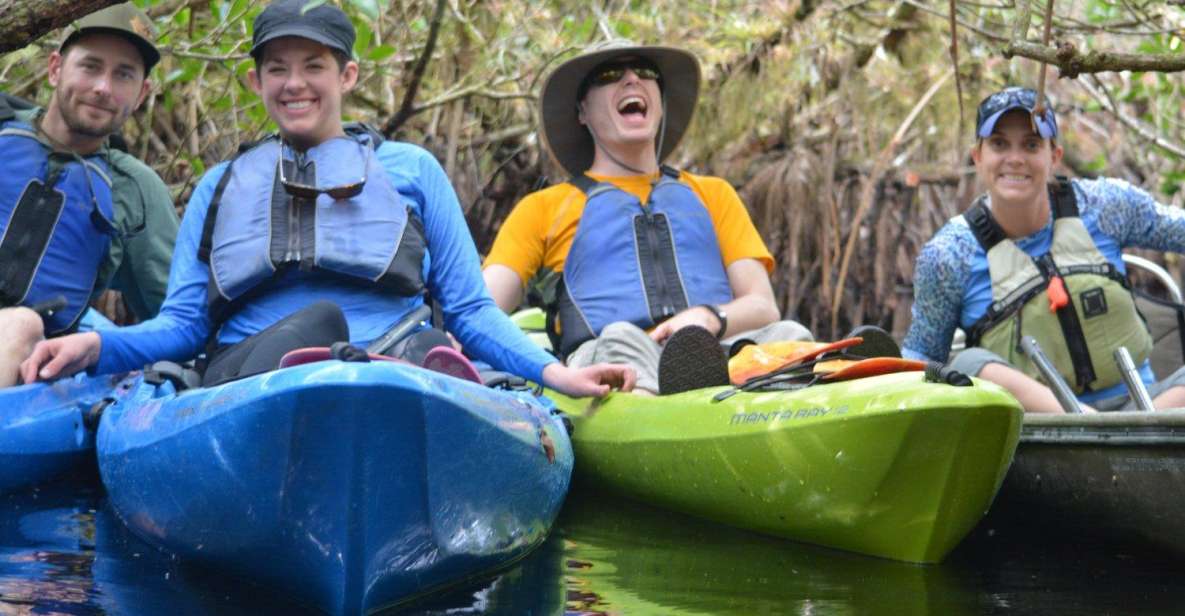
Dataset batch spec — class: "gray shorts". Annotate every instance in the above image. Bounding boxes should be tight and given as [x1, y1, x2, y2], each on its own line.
[566, 320, 812, 394]
[950, 347, 1185, 411]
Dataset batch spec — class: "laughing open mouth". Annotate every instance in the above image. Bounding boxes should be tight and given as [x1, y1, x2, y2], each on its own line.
[617, 96, 648, 119]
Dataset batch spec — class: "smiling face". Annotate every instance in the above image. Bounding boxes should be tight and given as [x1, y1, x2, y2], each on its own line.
[43, 32, 150, 153]
[248, 36, 358, 149]
[577, 58, 664, 164]
[972, 109, 1064, 210]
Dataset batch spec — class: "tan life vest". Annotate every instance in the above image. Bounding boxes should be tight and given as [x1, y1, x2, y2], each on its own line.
[963, 179, 1153, 394]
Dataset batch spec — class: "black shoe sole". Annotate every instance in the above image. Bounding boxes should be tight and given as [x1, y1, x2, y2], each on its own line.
[844, 325, 901, 359]
[659, 326, 730, 395]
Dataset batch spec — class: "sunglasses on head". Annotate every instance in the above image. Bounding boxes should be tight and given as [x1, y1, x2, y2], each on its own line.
[278, 140, 368, 201]
[976, 87, 1057, 135]
[585, 59, 662, 89]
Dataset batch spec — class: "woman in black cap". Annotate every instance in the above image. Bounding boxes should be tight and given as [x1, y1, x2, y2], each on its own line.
[23, 0, 635, 398]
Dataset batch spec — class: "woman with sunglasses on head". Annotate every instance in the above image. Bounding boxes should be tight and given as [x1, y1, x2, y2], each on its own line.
[903, 86, 1185, 412]
[482, 41, 812, 395]
[21, 0, 634, 398]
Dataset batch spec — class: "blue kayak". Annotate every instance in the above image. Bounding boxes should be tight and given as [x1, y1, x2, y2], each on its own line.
[96, 359, 573, 614]
[0, 372, 130, 492]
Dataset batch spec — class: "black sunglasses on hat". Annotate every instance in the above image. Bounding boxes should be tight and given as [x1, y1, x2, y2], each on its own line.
[975, 87, 1058, 139]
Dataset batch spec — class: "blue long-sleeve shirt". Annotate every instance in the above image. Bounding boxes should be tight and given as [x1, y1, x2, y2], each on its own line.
[903, 176, 1185, 402]
[96, 140, 557, 383]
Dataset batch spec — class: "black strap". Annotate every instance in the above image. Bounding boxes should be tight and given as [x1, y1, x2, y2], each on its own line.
[659, 164, 681, 179]
[568, 174, 597, 194]
[197, 152, 244, 264]
[964, 200, 1007, 252]
[1050, 176, 1079, 219]
[1033, 254, 1096, 390]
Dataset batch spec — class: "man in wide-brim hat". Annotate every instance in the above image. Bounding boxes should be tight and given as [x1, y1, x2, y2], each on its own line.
[483, 40, 812, 395]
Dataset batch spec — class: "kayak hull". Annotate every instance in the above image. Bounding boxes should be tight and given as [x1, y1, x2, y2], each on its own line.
[0, 373, 129, 492]
[996, 410, 1185, 555]
[97, 361, 573, 614]
[552, 372, 1023, 563]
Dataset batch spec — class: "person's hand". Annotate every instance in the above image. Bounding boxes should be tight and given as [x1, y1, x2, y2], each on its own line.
[19, 332, 102, 383]
[648, 306, 721, 344]
[542, 362, 636, 398]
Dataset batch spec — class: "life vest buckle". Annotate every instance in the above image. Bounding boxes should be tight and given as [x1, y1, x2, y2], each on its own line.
[1047, 275, 1069, 312]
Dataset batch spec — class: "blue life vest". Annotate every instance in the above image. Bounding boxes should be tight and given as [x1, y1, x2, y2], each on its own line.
[199, 131, 426, 322]
[554, 167, 733, 355]
[0, 119, 117, 335]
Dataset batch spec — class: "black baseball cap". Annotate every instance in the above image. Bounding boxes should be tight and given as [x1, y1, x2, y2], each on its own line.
[60, 3, 160, 73]
[250, 0, 356, 61]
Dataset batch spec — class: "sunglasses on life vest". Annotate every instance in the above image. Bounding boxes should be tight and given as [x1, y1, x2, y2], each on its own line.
[278, 140, 368, 201]
[582, 58, 662, 94]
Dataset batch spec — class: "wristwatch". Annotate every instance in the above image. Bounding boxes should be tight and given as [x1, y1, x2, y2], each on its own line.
[699, 304, 728, 339]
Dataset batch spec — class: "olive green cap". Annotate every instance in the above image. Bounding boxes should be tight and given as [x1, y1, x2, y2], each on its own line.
[60, 3, 161, 73]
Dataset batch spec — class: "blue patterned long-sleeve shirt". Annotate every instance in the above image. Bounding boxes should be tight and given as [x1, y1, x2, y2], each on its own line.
[904, 177, 1185, 367]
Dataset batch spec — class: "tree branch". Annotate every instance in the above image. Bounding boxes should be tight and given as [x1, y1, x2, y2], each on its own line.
[0, 0, 120, 54]
[382, 0, 448, 135]
[1003, 40, 1185, 77]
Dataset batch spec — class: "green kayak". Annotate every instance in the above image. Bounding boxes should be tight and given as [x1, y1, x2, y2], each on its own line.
[547, 372, 1023, 563]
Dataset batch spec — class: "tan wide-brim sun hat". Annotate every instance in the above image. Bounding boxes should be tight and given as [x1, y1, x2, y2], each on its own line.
[540, 40, 701, 177]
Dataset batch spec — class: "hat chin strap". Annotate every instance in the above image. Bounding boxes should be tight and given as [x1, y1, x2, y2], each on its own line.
[586, 98, 668, 177]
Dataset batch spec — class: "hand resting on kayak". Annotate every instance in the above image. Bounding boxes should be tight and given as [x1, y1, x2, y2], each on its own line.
[22, 329, 637, 398]
[20, 332, 101, 384]
[543, 362, 636, 398]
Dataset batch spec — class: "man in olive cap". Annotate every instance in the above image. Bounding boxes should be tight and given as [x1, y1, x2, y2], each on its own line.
[483, 40, 812, 394]
[23, 0, 634, 399]
[0, 3, 178, 387]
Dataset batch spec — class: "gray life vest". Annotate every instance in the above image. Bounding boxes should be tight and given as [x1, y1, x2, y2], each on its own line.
[198, 128, 425, 323]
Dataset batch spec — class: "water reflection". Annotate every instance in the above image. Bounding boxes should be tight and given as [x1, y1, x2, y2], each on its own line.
[0, 483, 1181, 614]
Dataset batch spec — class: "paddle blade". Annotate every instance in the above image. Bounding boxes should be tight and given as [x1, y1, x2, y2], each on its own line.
[728, 338, 863, 385]
[819, 357, 927, 382]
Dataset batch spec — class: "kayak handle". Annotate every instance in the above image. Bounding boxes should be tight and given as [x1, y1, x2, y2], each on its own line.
[924, 362, 972, 387]
[1019, 336, 1084, 414]
[1114, 346, 1155, 411]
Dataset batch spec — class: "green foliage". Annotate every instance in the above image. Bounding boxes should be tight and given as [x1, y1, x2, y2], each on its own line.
[1, 0, 1181, 212]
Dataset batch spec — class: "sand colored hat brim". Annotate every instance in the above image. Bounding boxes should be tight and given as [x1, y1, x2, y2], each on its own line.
[540, 41, 700, 177]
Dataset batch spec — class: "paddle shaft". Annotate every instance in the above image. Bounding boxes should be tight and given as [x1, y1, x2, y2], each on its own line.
[1019, 336, 1084, 414]
[366, 304, 433, 356]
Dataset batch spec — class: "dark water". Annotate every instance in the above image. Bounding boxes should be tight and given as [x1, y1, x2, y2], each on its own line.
[1, 479, 1179, 615]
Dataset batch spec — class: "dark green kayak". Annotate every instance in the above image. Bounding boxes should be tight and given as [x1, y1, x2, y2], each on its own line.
[996, 410, 1185, 555]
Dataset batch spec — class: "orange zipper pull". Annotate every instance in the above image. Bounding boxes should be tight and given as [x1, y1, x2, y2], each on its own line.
[1047, 276, 1069, 312]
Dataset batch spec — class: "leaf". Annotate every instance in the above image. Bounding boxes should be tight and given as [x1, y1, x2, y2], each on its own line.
[355, 27, 372, 54]
[367, 44, 397, 61]
[301, 0, 329, 13]
[348, 0, 381, 21]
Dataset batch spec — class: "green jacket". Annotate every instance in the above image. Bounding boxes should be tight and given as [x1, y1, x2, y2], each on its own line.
[14, 108, 178, 319]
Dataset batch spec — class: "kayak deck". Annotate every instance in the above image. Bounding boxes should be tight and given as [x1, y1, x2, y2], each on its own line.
[98, 361, 573, 614]
[552, 372, 1023, 563]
